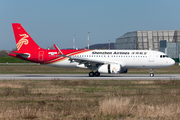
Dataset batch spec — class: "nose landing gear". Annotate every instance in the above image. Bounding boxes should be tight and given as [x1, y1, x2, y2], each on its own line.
[150, 69, 154, 77]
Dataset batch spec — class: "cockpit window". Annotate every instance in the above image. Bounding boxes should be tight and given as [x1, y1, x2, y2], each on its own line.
[160, 55, 168, 58]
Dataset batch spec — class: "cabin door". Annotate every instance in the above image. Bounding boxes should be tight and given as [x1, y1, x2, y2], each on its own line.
[149, 52, 154, 62]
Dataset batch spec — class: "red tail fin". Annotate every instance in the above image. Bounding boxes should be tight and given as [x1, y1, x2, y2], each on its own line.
[12, 23, 40, 51]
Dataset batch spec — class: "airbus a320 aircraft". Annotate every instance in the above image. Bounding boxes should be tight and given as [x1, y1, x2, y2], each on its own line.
[9, 23, 175, 77]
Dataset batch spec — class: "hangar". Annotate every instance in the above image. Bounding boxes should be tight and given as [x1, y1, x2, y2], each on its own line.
[115, 30, 180, 51]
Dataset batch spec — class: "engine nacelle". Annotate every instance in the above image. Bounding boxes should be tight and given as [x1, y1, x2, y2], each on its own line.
[98, 64, 121, 74]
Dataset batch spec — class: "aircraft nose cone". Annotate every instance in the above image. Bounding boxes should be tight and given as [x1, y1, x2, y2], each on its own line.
[170, 59, 175, 66]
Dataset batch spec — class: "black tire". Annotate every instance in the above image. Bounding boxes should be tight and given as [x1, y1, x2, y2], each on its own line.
[150, 73, 154, 77]
[89, 72, 94, 77]
[95, 72, 100, 77]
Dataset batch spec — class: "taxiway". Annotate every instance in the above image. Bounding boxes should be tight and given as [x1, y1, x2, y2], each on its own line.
[0, 74, 180, 80]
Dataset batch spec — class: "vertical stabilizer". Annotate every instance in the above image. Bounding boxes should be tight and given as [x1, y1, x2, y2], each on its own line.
[12, 23, 40, 51]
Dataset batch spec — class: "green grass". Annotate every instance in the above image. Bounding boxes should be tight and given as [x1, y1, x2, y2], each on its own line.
[0, 56, 31, 63]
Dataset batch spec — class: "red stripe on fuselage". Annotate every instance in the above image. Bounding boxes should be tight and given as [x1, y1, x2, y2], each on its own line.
[45, 49, 91, 64]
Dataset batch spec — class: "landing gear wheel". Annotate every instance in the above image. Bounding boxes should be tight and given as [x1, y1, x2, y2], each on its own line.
[150, 73, 154, 77]
[89, 72, 94, 77]
[149, 69, 154, 77]
[94, 72, 100, 77]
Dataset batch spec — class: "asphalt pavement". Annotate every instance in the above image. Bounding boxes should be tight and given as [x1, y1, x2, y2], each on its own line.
[0, 74, 179, 80]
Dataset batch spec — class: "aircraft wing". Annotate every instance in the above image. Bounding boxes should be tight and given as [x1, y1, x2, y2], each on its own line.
[68, 55, 126, 69]
[53, 44, 120, 68]
[69, 56, 107, 64]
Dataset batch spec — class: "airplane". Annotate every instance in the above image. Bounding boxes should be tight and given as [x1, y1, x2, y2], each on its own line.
[9, 23, 175, 77]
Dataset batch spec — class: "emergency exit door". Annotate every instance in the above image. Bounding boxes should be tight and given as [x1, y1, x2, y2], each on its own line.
[38, 51, 44, 61]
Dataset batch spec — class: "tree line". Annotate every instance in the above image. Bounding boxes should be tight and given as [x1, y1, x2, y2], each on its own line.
[0, 50, 9, 57]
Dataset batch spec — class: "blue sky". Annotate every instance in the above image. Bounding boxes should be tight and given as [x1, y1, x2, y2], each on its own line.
[1, 0, 180, 50]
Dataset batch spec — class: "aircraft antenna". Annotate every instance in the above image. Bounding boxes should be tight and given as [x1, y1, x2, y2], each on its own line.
[88, 32, 90, 50]
[73, 35, 75, 49]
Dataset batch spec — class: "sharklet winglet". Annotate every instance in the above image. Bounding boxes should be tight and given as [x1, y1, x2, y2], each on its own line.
[53, 44, 69, 58]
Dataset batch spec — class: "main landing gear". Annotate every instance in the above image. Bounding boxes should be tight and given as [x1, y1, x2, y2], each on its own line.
[89, 71, 100, 77]
[150, 68, 154, 77]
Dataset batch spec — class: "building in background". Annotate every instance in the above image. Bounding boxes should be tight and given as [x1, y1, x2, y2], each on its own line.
[159, 40, 180, 62]
[115, 30, 180, 51]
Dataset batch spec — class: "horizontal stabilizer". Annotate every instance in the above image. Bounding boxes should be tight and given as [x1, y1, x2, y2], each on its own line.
[10, 51, 30, 58]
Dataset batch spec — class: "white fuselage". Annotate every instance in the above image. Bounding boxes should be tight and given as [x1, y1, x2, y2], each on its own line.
[48, 50, 175, 69]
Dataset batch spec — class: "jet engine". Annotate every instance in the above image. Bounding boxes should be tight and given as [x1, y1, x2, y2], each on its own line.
[98, 64, 121, 74]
